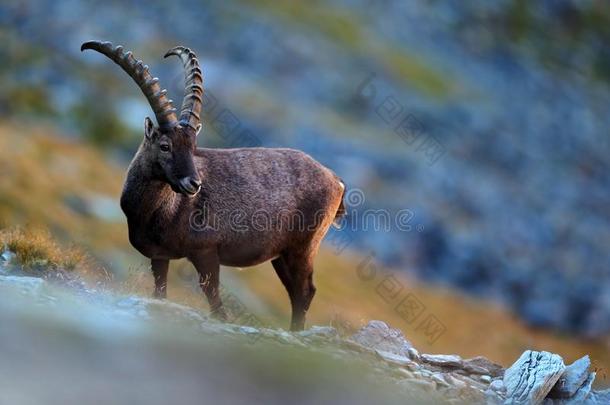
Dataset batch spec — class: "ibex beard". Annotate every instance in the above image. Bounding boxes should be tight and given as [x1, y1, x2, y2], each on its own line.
[81, 41, 346, 331]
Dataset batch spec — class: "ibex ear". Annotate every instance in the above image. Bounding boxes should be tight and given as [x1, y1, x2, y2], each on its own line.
[195, 123, 202, 136]
[144, 117, 155, 140]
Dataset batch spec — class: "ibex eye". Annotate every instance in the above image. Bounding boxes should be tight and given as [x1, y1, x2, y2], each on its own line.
[160, 144, 171, 152]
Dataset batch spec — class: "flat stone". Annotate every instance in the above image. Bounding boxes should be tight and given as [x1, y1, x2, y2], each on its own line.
[444, 373, 467, 389]
[420, 353, 463, 368]
[238, 326, 259, 334]
[375, 349, 414, 367]
[349, 320, 412, 357]
[463, 356, 505, 377]
[464, 364, 491, 375]
[504, 350, 565, 405]
[548, 355, 591, 399]
[297, 325, 338, 339]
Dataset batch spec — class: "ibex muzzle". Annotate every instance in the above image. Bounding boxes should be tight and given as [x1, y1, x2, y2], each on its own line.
[82, 40, 346, 331]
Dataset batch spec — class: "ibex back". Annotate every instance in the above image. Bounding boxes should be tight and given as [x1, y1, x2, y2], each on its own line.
[81, 41, 345, 330]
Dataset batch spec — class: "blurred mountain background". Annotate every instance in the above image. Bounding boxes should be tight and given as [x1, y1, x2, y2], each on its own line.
[1, 0, 610, 383]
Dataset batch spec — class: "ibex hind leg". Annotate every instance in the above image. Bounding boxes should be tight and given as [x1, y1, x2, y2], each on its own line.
[272, 252, 316, 331]
[189, 252, 228, 321]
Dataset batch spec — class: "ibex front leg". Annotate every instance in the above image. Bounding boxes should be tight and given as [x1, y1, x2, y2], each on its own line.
[151, 258, 169, 299]
[189, 251, 228, 321]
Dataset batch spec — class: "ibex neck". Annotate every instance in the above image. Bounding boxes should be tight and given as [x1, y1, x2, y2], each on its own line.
[120, 149, 177, 220]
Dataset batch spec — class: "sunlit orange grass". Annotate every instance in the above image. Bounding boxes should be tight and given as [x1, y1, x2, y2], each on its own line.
[0, 123, 127, 250]
[0, 226, 110, 283]
[1, 227, 85, 269]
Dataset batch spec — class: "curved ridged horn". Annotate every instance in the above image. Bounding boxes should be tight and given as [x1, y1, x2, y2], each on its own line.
[81, 40, 178, 130]
[164, 46, 203, 132]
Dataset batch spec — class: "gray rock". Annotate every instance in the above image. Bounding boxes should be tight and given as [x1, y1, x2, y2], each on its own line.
[297, 325, 338, 339]
[432, 372, 450, 388]
[486, 389, 504, 405]
[548, 355, 591, 399]
[238, 326, 259, 335]
[1, 249, 15, 263]
[444, 373, 467, 389]
[114, 296, 206, 324]
[374, 349, 414, 367]
[544, 372, 596, 405]
[420, 353, 463, 368]
[454, 373, 489, 391]
[275, 330, 305, 346]
[587, 388, 610, 405]
[407, 347, 420, 361]
[480, 375, 492, 383]
[349, 320, 412, 357]
[567, 372, 595, 404]
[490, 379, 506, 393]
[504, 350, 565, 405]
[464, 356, 505, 377]
[0, 275, 45, 295]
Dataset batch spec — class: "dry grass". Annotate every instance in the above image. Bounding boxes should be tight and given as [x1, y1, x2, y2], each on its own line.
[0, 227, 112, 285]
[0, 122, 128, 252]
[1, 227, 85, 271]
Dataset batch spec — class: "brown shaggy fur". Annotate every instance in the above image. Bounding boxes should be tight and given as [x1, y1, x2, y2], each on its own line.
[121, 122, 345, 330]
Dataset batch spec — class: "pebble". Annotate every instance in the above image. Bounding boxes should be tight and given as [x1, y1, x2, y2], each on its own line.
[239, 326, 259, 334]
[432, 373, 450, 388]
[479, 375, 492, 383]
[489, 379, 505, 392]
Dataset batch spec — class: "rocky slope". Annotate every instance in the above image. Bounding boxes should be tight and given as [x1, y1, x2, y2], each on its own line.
[3, 0, 610, 337]
[1, 250, 608, 405]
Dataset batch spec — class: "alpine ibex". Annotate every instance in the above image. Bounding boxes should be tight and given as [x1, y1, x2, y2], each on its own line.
[81, 41, 345, 330]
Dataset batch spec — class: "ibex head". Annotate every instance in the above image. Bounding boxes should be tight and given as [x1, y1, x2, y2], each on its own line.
[81, 41, 203, 196]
